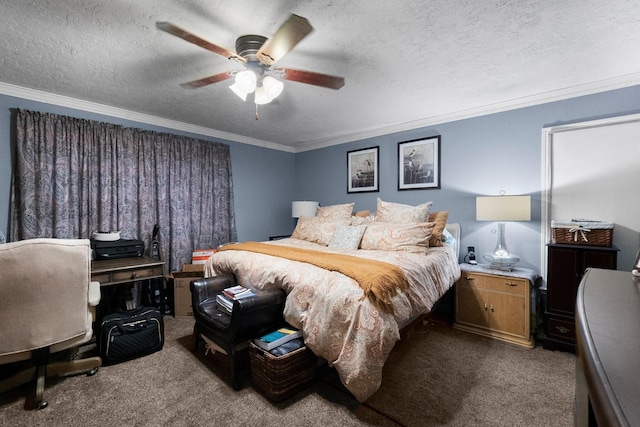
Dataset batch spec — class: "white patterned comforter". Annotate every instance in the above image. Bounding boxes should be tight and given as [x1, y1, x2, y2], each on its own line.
[204, 238, 460, 401]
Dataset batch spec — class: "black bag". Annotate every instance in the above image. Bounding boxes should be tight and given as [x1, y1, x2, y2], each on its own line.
[99, 306, 164, 365]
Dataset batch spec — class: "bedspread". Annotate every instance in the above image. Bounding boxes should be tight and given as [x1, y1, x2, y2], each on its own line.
[204, 238, 460, 401]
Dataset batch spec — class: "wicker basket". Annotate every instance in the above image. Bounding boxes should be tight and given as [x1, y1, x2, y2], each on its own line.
[202, 335, 249, 377]
[249, 341, 317, 402]
[551, 221, 613, 247]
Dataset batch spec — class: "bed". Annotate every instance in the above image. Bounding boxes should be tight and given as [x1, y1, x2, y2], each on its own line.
[204, 201, 461, 401]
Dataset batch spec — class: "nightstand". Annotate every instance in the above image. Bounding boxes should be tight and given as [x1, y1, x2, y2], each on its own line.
[454, 263, 540, 348]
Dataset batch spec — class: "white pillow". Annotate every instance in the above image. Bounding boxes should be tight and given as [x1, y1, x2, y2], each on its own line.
[328, 225, 367, 250]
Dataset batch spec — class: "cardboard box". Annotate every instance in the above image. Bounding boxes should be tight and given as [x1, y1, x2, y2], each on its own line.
[172, 267, 204, 316]
[183, 263, 205, 272]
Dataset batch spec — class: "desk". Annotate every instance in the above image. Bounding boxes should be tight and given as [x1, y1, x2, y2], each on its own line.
[575, 268, 640, 426]
[91, 255, 165, 314]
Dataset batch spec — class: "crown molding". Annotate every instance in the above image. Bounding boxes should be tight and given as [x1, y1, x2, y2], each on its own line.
[3, 73, 640, 155]
[293, 73, 640, 152]
[0, 82, 296, 153]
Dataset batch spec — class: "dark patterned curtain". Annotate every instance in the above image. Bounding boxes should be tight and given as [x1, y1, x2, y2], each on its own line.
[10, 109, 236, 272]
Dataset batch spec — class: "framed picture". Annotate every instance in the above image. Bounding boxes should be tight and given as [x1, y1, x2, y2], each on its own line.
[347, 146, 379, 193]
[398, 136, 441, 190]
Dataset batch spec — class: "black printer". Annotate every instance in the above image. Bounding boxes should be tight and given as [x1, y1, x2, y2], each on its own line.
[92, 238, 145, 260]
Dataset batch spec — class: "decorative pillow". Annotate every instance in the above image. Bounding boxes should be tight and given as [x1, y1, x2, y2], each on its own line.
[316, 203, 355, 220]
[291, 216, 346, 246]
[328, 224, 367, 250]
[428, 210, 449, 247]
[360, 222, 435, 253]
[350, 214, 376, 226]
[375, 198, 432, 223]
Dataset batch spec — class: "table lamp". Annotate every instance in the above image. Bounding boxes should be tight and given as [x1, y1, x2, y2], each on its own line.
[476, 194, 531, 270]
[292, 201, 319, 218]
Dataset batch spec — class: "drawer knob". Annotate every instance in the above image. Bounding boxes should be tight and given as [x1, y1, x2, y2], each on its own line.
[130, 272, 137, 279]
[555, 326, 570, 334]
[505, 281, 518, 287]
[465, 276, 475, 280]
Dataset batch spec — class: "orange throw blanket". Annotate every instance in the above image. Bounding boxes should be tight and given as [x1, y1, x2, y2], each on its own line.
[218, 242, 409, 314]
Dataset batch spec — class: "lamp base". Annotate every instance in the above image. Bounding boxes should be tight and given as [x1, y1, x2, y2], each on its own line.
[483, 254, 520, 271]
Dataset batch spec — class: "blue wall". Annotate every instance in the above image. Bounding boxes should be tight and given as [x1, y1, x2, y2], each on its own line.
[0, 94, 295, 244]
[295, 85, 640, 272]
[2, 85, 640, 275]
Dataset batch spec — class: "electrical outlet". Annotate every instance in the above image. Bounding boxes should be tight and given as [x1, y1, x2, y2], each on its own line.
[467, 246, 475, 253]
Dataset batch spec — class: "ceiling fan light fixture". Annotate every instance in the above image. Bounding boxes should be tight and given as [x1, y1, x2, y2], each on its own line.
[229, 83, 248, 101]
[263, 76, 284, 99]
[254, 85, 272, 105]
[234, 69, 257, 93]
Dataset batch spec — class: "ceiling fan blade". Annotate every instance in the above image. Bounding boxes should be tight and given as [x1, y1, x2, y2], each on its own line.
[156, 22, 245, 63]
[180, 71, 234, 89]
[276, 67, 345, 90]
[256, 14, 313, 65]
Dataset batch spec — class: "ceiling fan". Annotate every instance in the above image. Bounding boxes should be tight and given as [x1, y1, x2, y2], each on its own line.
[156, 14, 345, 108]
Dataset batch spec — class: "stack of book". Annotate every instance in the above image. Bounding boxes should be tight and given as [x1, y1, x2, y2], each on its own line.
[216, 285, 255, 314]
[253, 326, 302, 351]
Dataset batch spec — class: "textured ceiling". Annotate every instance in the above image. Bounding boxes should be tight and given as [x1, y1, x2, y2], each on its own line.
[1, 0, 640, 152]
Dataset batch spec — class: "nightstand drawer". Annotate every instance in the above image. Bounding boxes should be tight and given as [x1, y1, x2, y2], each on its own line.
[459, 273, 527, 296]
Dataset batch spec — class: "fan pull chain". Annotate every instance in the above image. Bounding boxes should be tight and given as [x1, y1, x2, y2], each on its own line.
[255, 103, 259, 120]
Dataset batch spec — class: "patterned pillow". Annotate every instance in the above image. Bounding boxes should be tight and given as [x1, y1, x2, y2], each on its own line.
[350, 214, 376, 226]
[360, 222, 435, 253]
[328, 224, 367, 249]
[316, 203, 354, 220]
[291, 216, 346, 246]
[428, 210, 449, 247]
[375, 198, 432, 223]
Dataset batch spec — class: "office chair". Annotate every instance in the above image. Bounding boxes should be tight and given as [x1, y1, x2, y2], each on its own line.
[0, 238, 102, 410]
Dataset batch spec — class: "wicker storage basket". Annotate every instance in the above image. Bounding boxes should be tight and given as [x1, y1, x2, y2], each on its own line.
[202, 335, 249, 376]
[249, 341, 317, 402]
[551, 220, 613, 247]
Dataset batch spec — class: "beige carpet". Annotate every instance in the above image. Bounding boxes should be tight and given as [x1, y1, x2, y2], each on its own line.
[0, 316, 575, 427]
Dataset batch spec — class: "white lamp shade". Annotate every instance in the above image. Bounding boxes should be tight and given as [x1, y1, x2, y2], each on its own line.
[254, 85, 272, 105]
[292, 201, 319, 218]
[476, 195, 531, 221]
[235, 70, 257, 93]
[263, 76, 284, 99]
[229, 83, 248, 101]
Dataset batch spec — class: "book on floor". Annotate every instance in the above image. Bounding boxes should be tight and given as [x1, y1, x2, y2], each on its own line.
[253, 326, 302, 351]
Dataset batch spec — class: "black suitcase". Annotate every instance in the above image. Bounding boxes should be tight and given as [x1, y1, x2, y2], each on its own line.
[92, 238, 145, 260]
[99, 306, 164, 365]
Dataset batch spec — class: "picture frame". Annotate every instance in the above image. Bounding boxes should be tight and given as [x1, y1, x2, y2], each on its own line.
[398, 136, 441, 190]
[347, 146, 379, 193]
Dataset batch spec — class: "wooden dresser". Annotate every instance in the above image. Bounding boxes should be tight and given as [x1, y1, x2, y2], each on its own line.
[575, 268, 640, 427]
[543, 244, 618, 352]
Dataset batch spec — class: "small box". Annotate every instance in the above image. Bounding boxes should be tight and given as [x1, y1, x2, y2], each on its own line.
[249, 341, 317, 402]
[192, 249, 216, 264]
[171, 268, 204, 316]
